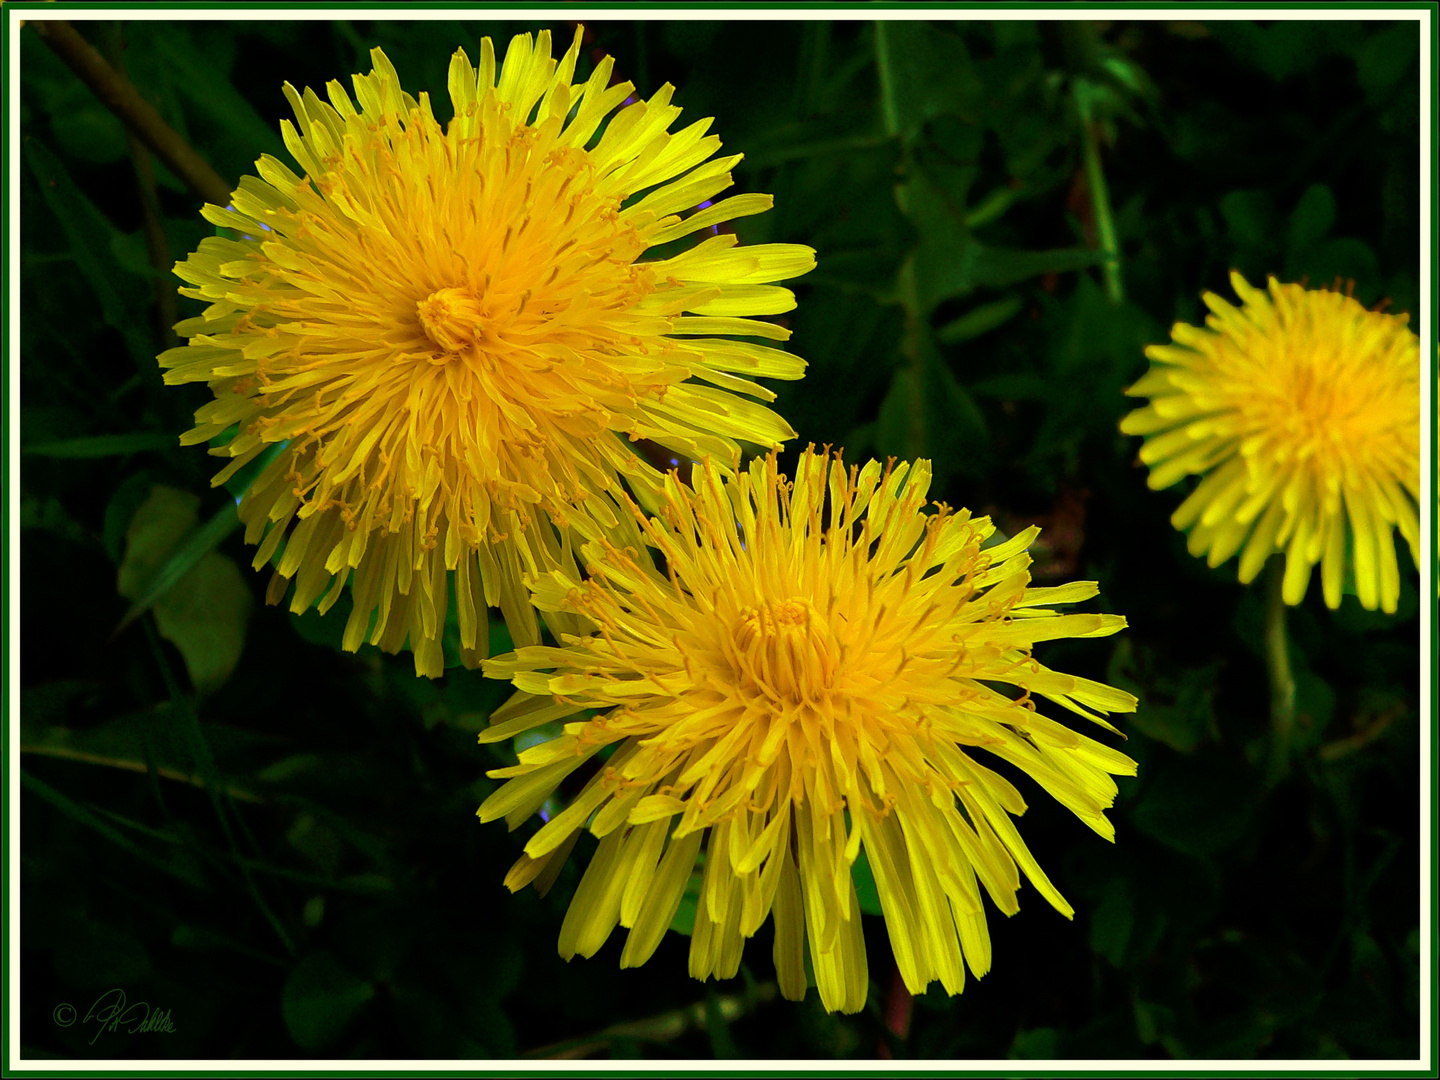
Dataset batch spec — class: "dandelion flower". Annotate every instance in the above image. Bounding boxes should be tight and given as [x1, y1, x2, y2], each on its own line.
[1121, 272, 1420, 613]
[160, 28, 814, 676]
[477, 449, 1137, 1013]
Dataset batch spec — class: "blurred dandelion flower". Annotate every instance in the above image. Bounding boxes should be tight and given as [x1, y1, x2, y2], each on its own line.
[161, 28, 814, 676]
[1121, 272, 1419, 613]
[477, 449, 1137, 1013]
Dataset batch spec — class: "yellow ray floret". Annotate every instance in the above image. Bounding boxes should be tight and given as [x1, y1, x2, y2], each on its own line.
[1121, 271, 1419, 613]
[161, 27, 815, 676]
[477, 448, 1137, 1013]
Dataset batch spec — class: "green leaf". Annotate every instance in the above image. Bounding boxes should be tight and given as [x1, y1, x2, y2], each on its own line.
[1010, 1027, 1059, 1059]
[876, 21, 983, 141]
[50, 103, 129, 165]
[153, 24, 286, 163]
[875, 356, 991, 489]
[669, 862, 704, 936]
[1107, 638, 1219, 753]
[53, 920, 153, 989]
[20, 769, 205, 887]
[910, 164, 1099, 310]
[1219, 189, 1280, 256]
[1298, 237, 1381, 296]
[971, 246, 1104, 292]
[110, 229, 169, 281]
[1133, 999, 1180, 1051]
[23, 138, 152, 366]
[916, 114, 984, 214]
[290, 603, 352, 653]
[1089, 876, 1135, 967]
[1293, 670, 1337, 750]
[23, 432, 176, 459]
[1286, 183, 1336, 255]
[1130, 750, 1262, 858]
[935, 293, 1023, 344]
[103, 472, 158, 564]
[704, 991, 741, 1059]
[19, 494, 93, 548]
[1357, 23, 1419, 104]
[20, 706, 269, 803]
[116, 485, 251, 694]
[281, 951, 375, 1051]
[1208, 21, 1361, 82]
[970, 372, 1050, 402]
[851, 847, 883, 917]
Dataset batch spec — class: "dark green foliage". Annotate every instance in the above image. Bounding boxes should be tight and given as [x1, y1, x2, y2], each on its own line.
[17, 17, 1421, 1061]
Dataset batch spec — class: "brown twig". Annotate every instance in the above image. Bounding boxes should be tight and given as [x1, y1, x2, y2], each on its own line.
[28, 19, 234, 207]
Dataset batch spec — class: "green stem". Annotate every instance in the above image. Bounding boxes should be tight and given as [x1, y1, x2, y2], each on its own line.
[875, 18, 923, 369]
[874, 19, 932, 463]
[1073, 79, 1124, 305]
[874, 20, 900, 140]
[1263, 555, 1297, 786]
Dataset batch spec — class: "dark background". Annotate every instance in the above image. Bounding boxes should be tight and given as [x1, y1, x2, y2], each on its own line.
[16, 17, 1423, 1060]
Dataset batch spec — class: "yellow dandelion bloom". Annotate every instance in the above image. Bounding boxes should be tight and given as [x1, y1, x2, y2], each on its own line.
[160, 28, 815, 676]
[1121, 271, 1420, 613]
[477, 449, 1138, 1013]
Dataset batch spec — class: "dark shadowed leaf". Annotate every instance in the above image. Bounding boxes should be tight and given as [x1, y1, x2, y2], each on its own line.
[281, 951, 376, 1051]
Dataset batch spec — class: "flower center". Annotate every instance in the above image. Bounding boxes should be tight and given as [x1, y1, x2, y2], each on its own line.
[417, 287, 485, 354]
[731, 598, 839, 704]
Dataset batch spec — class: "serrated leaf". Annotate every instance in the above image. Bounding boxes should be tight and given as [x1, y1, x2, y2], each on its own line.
[910, 164, 1099, 310]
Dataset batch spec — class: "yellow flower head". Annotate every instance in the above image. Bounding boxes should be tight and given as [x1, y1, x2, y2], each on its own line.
[161, 28, 815, 676]
[1121, 272, 1420, 613]
[478, 449, 1138, 1013]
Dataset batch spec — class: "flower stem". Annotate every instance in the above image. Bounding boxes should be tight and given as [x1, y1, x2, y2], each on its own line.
[1263, 555, 1297, 786]
[1073, 79, 1124, 305]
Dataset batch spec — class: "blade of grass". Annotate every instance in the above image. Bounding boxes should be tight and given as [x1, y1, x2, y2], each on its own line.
[20, 769, 204, 887]
[23, 432, 177, 458]
[1073, 77, 1124, 304]
[143, 618, 296, 954]
[19, 740, 263, 803]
